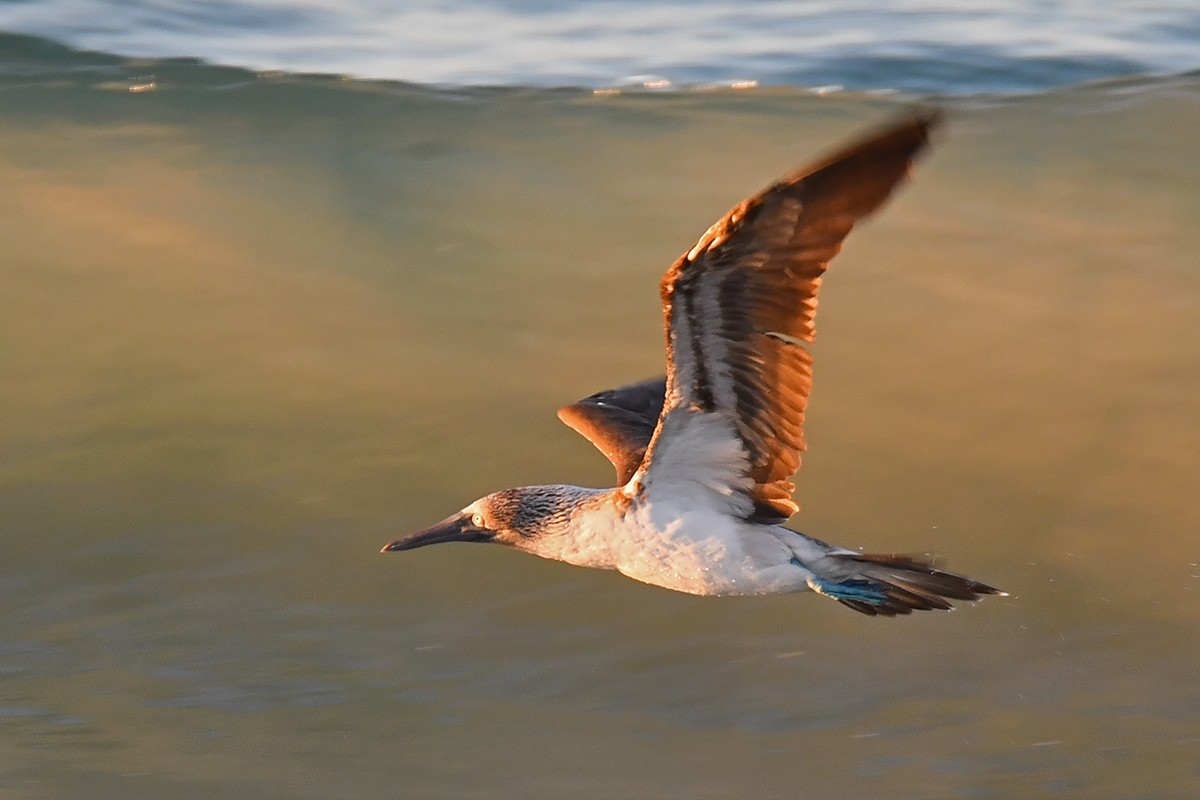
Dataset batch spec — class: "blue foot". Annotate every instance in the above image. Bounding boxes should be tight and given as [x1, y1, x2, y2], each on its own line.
[806, 574, 890, 605]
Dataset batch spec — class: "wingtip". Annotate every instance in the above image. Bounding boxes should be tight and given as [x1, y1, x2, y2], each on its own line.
[913, 108, 947, 153]
[912, 106, 945, 133]
[854, 107, 946, 167]
[894, 107, 945, 156]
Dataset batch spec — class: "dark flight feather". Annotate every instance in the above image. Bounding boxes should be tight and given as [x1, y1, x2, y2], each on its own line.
[638, 112, 941, 521]
[557, 376, 665, 485]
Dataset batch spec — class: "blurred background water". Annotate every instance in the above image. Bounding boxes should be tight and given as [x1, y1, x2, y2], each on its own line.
[1, 2, 1199, 798]
[2, 0, 1199, 93]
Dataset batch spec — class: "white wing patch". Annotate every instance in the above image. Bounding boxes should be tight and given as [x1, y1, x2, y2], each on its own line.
[629, 408, 755, 518]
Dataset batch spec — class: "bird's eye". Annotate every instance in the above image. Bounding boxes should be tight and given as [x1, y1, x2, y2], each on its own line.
[471, 513, 485, 528]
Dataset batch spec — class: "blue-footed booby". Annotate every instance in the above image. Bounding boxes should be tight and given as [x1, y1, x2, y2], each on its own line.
[383, 113, 1003, 616]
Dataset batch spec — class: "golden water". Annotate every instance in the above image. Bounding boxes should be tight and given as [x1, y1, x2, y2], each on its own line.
[1, 71, 1198, 797]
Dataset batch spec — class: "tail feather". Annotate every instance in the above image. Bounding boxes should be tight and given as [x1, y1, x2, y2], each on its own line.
[809, 553, 1004, 617]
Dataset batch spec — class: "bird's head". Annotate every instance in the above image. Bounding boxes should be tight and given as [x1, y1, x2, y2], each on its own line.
[381, 486, 575, 553]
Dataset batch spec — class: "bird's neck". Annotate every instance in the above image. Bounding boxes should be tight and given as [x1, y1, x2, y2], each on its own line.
[509, 486, 627, 569]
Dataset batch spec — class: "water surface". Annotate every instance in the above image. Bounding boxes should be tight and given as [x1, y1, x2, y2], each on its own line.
[1, 40, 1199, 798]
[1, 0, 1198, 92]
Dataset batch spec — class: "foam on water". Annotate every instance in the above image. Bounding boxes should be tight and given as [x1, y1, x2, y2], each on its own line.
[1, 0, 1198, 94]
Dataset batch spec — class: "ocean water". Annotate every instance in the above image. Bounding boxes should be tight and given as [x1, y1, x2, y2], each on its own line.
[1, 0, 1199, 93]
[2, 5, 1200, 799]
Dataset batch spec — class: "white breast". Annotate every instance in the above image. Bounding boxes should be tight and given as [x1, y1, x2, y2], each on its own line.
[564, 497, 812, 596]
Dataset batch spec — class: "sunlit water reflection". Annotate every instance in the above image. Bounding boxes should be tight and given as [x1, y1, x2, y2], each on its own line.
[1, 50, 1198, 798]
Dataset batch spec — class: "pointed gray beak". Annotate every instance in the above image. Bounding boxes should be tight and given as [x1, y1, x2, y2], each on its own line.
[381, 511, 495, 552]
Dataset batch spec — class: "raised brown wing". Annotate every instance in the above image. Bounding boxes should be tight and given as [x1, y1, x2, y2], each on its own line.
[557, 376, 666, 485]
[641, 113, 940, 522]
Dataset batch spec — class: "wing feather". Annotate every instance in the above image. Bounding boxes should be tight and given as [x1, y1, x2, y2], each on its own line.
[635, 113, 940, 521]
[556, 377, 665, 484]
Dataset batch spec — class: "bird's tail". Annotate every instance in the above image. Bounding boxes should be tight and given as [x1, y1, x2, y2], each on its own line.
[804, 552, 1004, 616]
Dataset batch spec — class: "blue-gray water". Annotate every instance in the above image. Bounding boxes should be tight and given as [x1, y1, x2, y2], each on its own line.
[2, 6, 1200, 799]
[1, 0, 1199, 94]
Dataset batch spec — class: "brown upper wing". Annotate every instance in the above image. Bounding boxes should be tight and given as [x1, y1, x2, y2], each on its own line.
[643, 113, 940, 521]
[557, 376, 665, 485]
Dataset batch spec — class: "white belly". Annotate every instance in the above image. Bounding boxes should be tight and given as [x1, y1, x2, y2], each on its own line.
[566, 499, 814, 596]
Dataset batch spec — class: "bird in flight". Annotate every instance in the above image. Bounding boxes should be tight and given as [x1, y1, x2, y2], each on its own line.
[383, 112, 1003, 616]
